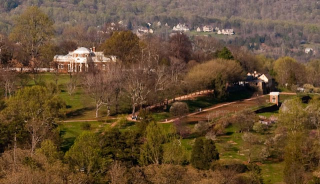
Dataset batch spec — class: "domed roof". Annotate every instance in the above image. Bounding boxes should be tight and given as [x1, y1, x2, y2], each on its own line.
[73, 47, 91, 54]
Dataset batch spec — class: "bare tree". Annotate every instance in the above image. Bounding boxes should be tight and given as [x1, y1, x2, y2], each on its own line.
[108, 161, 128, 184]
[82, 71, 109, 118]
[66, 74, 79, 96]
[124, 66, 152, 116]
[0, 69, 17, 99]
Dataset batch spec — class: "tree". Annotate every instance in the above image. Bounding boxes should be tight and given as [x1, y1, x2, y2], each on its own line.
[191, 138, 219, 170]
[233, 110, 258, 132]
[305, 59, 320, 86]
[203, 139, 219, 165]
[170, 102, 189, 117]
[9, 6, 54, 66]
[102, 31, 141, 64]
[169, 33, 192, 62]
[191, 138, 205, 169]
[0, 69, 17, 99]
[66, 74, 78, 96]
[124, 66, 152, 116]
[186, 59, 243, 96]
[163, 138, 188, 165]
[65, 132, 101, 174]
[3, 86, 65, 156]
[108, 161, 128, 184]
[273, 57, 305, 87]
[100, 128, 141, 165]
[279, 98, 308, 183]
[139, 122, 167, 165]
[82, 71, 109, 118]
[216, 47, 234, 60]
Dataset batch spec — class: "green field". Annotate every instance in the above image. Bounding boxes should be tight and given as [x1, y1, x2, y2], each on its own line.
[29, 73, 301, 182]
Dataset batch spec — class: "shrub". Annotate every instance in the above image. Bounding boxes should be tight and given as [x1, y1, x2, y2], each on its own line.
[81, 122, 91, 130]
[170, 102, 189, 117]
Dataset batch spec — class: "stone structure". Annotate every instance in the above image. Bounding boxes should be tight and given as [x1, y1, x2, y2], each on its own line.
[270, 92, 280, 106]
[53, 47, 116, 73]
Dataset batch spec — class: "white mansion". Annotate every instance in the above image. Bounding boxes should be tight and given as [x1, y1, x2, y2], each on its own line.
[53, 47, 116, 73]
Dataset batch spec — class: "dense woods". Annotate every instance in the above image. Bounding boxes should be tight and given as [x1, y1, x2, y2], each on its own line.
[0, 0, 319, 61]
[0, 2, 320, 184]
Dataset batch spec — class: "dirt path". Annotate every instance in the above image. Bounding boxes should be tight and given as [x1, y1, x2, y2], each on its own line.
[62, 92, 296, 124]
[160, 94, 269, 123]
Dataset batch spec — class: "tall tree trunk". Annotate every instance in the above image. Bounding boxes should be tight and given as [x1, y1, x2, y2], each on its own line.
[132, 105, 136, 116]
[96, 104, 99, 118]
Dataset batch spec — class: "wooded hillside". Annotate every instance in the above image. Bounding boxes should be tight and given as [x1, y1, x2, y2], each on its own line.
[0, 0, 319, 61]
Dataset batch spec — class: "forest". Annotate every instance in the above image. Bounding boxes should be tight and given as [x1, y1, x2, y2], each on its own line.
[1, 4, 320, 184]
[0, 0, 319, 61]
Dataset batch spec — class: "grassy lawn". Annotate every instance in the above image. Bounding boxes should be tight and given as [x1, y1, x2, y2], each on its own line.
[30, 73, 292, 182]
[181, 89, 254, 113]
[152, 112, 172, 122]
[216, 125, 246, 161]
[261, 162, 285, 184]
[58, 120, 113, 152]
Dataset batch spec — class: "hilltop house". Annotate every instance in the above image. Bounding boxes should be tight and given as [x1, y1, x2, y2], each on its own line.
[173, 23, 190, 32]
[53, 47, 116, 73]
[203, 25, 213, 32]
[305, 48, 314, 54]
[217, 28, 235, 35]
[196, 25, 213, 32]
[245, 71, 274, 94]
[134, 26, 154, 37]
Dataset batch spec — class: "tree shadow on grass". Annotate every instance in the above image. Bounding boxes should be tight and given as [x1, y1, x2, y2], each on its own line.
[66, 106, 95, 118]
[254, 104, 280, 114]
[60, 137, 76, 153]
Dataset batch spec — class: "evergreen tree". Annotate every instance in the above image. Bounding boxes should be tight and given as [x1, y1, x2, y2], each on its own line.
[217, 47, 234, 60]
[203, 139, 219, 166]
[191, 138, 219, 170]
[191, 138, 205, 169]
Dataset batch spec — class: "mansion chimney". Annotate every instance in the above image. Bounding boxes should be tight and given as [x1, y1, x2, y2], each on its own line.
[93, 47, 96, 52]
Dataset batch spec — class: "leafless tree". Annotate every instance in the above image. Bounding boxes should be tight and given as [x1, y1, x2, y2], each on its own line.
[82, 71, 110, 118]
[0, 69, 17, 99]
[66, 74, 79, 96]
[124, 66, 152, 116]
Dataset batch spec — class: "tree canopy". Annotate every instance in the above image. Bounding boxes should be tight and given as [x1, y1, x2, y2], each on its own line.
[102, 31, 141, 64]
[9, 6, 54, 67]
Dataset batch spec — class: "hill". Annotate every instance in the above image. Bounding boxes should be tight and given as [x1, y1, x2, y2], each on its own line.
[0, 0, 319, 60]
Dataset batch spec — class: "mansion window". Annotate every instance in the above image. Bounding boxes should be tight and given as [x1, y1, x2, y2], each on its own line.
[102, 64, 106, 70]
[58, 64, 64, 69]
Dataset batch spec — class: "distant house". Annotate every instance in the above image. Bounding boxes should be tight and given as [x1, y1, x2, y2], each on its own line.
[305, 48, 314, 54]
[173, 23, 190, 32]
[203, 25, 213, 32]
[217, 29, 234, 35]
[135, 27, 154, 37]
[196, 27, 202, 32]
[245, 71, 274, 94]
[258, 74, 270, 83]
[137, 27, 149, 33]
